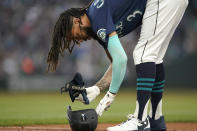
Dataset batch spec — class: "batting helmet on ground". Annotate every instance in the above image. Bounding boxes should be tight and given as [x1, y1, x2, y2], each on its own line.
[67, 106, 98, 131]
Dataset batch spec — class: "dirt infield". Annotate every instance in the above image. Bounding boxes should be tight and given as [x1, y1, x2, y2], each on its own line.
[0, 123, 197, 131]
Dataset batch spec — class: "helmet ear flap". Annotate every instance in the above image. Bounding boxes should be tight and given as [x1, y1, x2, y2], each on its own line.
[66, 106, 98, 131]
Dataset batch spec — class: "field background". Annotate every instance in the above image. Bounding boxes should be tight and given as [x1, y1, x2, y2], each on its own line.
[0, 87, 197, 126]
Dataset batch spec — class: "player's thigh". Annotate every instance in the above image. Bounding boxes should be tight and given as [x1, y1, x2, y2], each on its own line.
[155, 0, 189, 64]
[133, 0, 188, 65]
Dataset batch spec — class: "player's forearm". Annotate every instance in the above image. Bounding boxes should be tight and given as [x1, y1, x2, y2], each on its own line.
[107, 34, 127, 94]
[95, 64, 112, 91]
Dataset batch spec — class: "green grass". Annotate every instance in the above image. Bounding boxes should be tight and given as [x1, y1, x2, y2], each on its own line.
[0, 87, 197, 126]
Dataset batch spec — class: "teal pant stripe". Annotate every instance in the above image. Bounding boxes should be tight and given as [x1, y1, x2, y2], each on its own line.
[152, 89, 164, 92]
[137, 78, 155, 82]
[153, 84, 164, 89]
[137, 87, 152, 91]
[137, 83, 154, 86]
[154, 80, 165, 85]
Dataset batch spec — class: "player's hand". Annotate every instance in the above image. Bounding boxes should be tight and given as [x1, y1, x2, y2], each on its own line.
[60, 73, 90, 104]
[96, 91, 116, 116]
[75, 85, 100, 104]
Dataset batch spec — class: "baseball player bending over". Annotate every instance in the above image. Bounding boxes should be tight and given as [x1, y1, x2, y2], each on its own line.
[47, 0, 188, 130]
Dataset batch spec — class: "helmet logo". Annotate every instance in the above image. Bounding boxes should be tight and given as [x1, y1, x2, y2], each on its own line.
[81, 113, 86, 121]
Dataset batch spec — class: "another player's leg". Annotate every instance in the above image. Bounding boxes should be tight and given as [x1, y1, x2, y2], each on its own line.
[149, 63, 166, 131]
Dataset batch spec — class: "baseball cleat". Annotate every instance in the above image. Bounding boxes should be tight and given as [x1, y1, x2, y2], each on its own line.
[107, 114, 150, 131]
[148, 116, 166, 131]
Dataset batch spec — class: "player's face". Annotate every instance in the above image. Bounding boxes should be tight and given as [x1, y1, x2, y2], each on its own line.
[70, 18, 92, 44]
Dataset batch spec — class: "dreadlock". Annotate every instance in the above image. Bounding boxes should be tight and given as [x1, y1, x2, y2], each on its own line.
[47, 0, 94, 72]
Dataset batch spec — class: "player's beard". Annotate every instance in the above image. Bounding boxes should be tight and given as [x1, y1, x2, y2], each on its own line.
[81, 26, 98, 40]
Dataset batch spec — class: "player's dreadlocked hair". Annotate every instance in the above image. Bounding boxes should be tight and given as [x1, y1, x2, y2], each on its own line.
[47, 0, 94, 72]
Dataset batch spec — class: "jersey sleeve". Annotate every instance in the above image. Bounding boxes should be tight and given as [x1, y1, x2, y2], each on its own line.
[90, 0, 116, 48]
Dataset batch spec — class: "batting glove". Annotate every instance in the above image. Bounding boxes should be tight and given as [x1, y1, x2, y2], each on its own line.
[96, 91, 116, 116]
[75, 85, 100, 104]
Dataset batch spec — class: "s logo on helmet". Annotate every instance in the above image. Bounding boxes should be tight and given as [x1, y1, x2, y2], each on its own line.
[97, 28, 106, 42]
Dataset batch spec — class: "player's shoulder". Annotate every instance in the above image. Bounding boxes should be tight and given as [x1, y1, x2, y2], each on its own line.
[87, 0, 109, 14]
[86, 0, 108, 31]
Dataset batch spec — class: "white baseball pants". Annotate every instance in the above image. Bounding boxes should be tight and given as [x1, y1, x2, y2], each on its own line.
[133, 0, 188, 65]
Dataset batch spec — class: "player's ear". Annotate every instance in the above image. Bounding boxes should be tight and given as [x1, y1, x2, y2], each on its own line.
[73, 17, 81, 25]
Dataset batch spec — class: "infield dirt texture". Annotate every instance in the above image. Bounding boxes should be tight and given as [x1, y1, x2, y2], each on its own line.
[1, 123, 197, 130]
